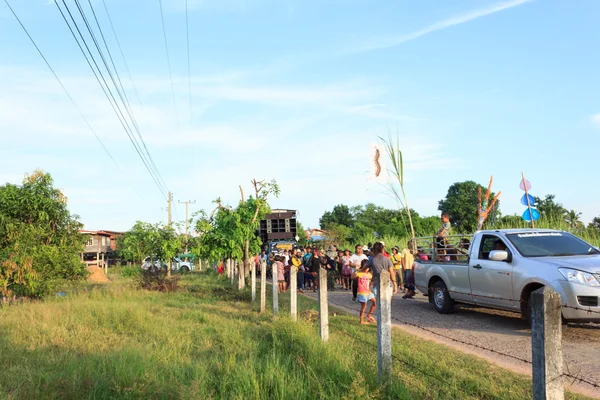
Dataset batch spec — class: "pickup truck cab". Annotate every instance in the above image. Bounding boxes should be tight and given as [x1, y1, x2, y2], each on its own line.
[414, 229, 600, 322]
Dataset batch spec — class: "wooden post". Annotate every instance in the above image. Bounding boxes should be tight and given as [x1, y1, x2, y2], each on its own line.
[272, 261, 279, 318]
[251, 261, 256, 302]
[522, 172, 535, 229]
[377, 271, 393, 391]
[531, 287, 564, 400]
[105, 254, 109, 276]
[260, 261, 266, 313]
[318, 268, 329, 342]
[290, 265, 297, 322]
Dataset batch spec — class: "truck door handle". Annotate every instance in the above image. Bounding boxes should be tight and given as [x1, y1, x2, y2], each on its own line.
[473, 264, 482, 270]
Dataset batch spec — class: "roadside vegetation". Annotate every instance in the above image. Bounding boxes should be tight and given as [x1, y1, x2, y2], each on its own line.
[0, 272, 589, 399]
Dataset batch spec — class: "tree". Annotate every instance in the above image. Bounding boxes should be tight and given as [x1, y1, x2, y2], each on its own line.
[588, 216, 600, 231]
[438, 181, 500, 233]
[319, 204, 354, 228]
[534, 194, 567, 221]
[565, 209, 582, 230]
[118, 221, 184, 270]
[0, 170, 86, 298]
[193, 179, 279, 290]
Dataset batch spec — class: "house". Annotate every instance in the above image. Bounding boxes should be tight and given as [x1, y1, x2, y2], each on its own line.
[80, 230, 123, 266]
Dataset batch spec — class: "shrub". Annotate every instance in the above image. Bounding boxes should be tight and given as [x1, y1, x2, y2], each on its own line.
[137, 269, 179, 292]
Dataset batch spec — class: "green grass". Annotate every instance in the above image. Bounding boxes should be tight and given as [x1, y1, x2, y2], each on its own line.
[0, 272, 589, 399]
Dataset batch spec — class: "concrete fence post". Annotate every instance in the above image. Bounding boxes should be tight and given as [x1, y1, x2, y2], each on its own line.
[251, 261, 256, 302]
[290, 265, 297, 322]
[318, 268, 329, 342]
[226, 259, 231, 278]
[377, 270, 392, 391]
[231, 260, 235, 286]
[260, 261, 267, 313]
[272, 261, 279, 318]
[531, 287, 564, 400]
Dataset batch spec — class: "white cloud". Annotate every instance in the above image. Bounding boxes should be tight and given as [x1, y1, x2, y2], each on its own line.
[343, 0, 534, 54]
[591, 113, 600, 128]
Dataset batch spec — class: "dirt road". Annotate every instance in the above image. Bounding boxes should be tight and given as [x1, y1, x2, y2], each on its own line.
[303, 287, 600, 397]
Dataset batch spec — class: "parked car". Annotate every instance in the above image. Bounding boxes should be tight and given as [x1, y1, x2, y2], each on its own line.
[140, 256, 194, 273]
[414, 229, 600, 322]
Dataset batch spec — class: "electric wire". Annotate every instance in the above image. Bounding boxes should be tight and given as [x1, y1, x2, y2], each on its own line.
[1, 0, 145, 199]
[99, 0, 169, 192]
[54, 0, 167, 200]
[80, 0, 169, 195]
[157, 0, 180, 131]
[185, 0, 192, 130]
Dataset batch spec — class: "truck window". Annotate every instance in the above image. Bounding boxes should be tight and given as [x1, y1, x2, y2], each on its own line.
[478, 235, 508, 260]
[506, 231, 600, 257]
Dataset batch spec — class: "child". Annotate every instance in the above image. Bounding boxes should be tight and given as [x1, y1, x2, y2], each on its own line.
[276, 256, 285, 293]
[217, 261, 224, 275]
[341, 250, 352, 290]
[352, 259, 376, 325]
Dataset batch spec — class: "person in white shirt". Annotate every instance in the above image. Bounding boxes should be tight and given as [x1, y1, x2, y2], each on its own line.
[349, 244, 368, 301]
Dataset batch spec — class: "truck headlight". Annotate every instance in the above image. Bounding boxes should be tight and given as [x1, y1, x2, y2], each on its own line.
[559, 268, 600, 287]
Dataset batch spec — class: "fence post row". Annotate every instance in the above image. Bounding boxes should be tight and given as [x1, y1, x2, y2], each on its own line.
[318, 268, 329, 342]
[272, 261, 279, 318]
[251, 260, 256, 303]
[260, 261, 266, 313]
[290, 265, 297, 322]
[377, 270, 392, 391]
[531, 287, 564, 400]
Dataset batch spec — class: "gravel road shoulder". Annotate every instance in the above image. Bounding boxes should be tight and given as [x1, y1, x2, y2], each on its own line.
[301, 287, 600, 398]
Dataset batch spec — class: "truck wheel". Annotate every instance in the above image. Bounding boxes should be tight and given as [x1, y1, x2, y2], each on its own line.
[180, 266, 190, 274]
[432, 280, 454, 314]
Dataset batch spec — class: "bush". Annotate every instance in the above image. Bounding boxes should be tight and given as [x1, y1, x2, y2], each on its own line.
[137, 269, 179, 292]
[119, 265, 140, 278]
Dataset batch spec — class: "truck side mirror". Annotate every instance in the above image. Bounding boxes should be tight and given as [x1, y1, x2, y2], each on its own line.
[489, 250, 509, 262]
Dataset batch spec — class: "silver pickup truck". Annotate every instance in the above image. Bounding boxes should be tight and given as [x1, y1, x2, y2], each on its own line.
[414, 229, 600, 322]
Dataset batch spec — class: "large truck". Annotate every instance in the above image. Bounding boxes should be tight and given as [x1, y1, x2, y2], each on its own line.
[259, 209, 298, 254]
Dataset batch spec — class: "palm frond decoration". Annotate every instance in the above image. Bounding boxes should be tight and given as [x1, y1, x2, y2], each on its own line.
[378, 126, 415, 243]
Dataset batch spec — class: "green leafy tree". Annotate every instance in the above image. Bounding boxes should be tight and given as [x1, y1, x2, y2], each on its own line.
[319, 204, 354, 228]
[588, 216, 600, 231]
[438, 181, 500, 233]
[534, 194, 567, 221]
[565, 209, 582, 230]
[0, 170, 86, 298]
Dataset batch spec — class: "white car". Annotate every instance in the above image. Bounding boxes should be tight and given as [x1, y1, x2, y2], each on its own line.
[141, 256, 194, 273]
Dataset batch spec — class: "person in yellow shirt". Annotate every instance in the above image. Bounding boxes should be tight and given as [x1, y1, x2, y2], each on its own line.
[390, 246, 403, 292]
[401, 240, 416, 299]
[291, 250, 305, 293]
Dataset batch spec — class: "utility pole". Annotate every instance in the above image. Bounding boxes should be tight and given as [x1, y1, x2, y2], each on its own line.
[178, 200, 196, 253]
[167, 192, 172, 277]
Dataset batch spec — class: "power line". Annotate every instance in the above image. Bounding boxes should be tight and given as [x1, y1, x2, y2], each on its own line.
[2, 0, 136, 196]
[99, 0, 169, 195]
[54, 0, 167, 200]
[157, 0, 180, 131]
[185, 0, 192, 130]
[80, 0, 169, 195]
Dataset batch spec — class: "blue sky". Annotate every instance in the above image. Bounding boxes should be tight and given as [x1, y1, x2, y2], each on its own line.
[1, 0, 599, 232]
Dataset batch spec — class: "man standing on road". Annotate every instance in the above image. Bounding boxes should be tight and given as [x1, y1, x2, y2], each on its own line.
[368, 242, 398, 296]
[349, 244, 368, 301]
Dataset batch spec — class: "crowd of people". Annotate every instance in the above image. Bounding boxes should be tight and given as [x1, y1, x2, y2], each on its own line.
[243, 213, 459, 325]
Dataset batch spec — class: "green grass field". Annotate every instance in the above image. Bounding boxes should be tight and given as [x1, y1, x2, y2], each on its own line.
[0, 272, 588, 399]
